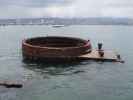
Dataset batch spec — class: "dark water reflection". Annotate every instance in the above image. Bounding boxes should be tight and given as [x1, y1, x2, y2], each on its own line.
[22, 61, 89, 76]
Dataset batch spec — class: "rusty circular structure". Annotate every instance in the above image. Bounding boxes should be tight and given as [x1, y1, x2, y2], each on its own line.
[22, 36, 92, 62]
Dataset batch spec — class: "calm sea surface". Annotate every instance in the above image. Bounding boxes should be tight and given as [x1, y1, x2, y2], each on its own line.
[0, 25, 133, 100]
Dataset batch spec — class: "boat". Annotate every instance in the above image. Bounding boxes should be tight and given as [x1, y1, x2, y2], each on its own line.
[52, 25, 66, 28]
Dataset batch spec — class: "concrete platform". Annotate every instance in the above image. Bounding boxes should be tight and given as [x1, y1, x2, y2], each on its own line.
[79, 50, 124, 63]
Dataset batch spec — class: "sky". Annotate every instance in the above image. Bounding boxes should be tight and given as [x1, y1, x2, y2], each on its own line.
[0, 0, 133, 18]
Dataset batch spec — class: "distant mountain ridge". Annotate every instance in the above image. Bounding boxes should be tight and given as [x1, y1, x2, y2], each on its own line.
[0, 17, 133, 25]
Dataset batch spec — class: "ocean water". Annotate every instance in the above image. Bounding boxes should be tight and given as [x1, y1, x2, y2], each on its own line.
[0, 25, 133, 100]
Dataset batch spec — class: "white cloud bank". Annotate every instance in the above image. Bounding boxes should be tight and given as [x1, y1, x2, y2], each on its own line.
[0, 0, 133, 18]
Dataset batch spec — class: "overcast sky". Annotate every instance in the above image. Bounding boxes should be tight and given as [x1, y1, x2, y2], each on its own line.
[0, 0, 133, 18]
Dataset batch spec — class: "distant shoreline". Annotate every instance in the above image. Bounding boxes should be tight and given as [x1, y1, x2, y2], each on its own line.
[0, 17, 133, 26]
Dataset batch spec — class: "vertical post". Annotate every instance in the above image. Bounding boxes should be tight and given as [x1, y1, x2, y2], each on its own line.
[117, 54, 121, 60]
[98, 43, 103, 50]
[98, 43, 104, 57]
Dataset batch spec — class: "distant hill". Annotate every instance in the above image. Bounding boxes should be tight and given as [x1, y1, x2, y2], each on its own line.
[0, 17, 133, 25]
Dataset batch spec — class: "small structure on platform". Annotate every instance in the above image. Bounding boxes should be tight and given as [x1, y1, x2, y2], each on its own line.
[22, 36, 124, 63]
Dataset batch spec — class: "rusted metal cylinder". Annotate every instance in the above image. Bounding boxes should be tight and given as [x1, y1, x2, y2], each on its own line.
[22, 36, 92, 61]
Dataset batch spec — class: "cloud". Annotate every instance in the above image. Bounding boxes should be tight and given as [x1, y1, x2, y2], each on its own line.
[0, 0, 72, 7]
[0, 0, 133, 18]
[102, 7, 133, 18]
[30, 6, 75, 17]
[104, 0, 133, 7]
[28, 0, 105, 18]
[102, 0, 133, 18]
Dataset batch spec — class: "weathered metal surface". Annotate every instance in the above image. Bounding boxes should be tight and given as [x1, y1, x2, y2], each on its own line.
[22, 36, 92, 58]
